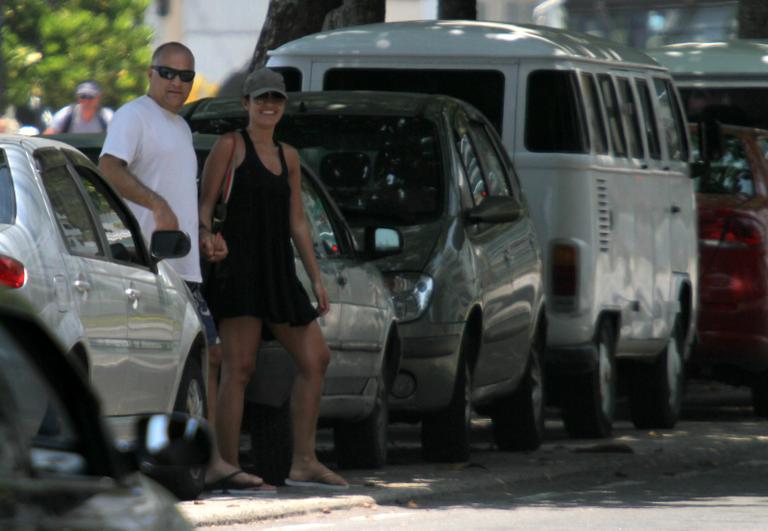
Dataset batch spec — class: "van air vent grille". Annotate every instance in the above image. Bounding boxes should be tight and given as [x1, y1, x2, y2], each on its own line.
[596, 178, 611, 253]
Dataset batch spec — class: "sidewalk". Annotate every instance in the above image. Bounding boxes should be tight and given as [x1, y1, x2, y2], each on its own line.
[177, 416, 768, 527]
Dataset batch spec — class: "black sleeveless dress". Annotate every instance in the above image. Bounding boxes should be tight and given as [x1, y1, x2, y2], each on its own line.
[209, 129, 318, 326]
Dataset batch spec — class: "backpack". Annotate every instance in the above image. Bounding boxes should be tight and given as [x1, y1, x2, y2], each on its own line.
[61, 104, 109, 132]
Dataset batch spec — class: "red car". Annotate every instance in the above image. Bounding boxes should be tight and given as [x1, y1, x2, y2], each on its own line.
[691, 123, 768, 416]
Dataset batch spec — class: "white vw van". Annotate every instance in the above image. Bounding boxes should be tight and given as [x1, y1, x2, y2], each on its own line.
[268, 20, 698, 438]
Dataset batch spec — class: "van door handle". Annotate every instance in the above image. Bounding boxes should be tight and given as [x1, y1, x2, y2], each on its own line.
[670, 204, 681, 214]
[125, 288, 141, 301]
[337, 275, 347, 287]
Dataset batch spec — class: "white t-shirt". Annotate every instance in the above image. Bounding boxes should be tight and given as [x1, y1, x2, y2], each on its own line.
[49, 104, 114, 133]
[101, 95, 201, 282]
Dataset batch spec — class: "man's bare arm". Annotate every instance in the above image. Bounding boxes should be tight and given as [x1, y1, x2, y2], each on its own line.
[99, 154, 178, 230]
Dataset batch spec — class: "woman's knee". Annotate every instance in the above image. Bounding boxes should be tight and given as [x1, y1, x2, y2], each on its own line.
[222, 348, 257, 382]
[299, 345, 331, 377]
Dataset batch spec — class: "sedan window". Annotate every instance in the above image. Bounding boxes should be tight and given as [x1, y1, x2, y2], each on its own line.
[0, 150, 14, 224]
[692, 134, 755, 196]
[75, 166, 146, 267]
[40, 166, 103, 258]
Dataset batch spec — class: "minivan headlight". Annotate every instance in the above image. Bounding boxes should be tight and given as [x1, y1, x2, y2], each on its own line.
[383, 272, 434, 322]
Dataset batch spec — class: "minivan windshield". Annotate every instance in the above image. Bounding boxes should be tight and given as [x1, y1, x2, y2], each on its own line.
[277, 115, 443, 226]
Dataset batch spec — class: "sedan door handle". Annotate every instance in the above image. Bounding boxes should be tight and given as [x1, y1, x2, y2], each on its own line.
[125, 288, 141, 301]
[670, 204, 681, 214]
[73, 279, 91, 292]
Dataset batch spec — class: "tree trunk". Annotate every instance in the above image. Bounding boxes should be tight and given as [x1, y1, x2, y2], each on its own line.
[438, 0, 477, 20]
[249, 0, 385, 72]
[738, 0, 768, 39]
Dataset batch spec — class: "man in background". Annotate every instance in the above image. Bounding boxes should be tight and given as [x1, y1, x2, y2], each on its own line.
[44, 81, 113, 134]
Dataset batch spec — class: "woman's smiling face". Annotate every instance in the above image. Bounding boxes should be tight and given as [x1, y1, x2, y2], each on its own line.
[244, 92, 287, 129]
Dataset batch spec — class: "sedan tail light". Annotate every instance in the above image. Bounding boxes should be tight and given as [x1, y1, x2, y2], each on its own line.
[0, 255, 25, 288]
[699, 209, 764, 248]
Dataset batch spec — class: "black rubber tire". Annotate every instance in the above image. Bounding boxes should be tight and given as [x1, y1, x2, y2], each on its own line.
[334, 371, 388, 469]
[148, 355, 207, 500]
[751, 374, 768, 418]
[562, 321, 616, 439]
[628, 315, 685, 429]
[420, 331, 472, 463]
[491, 330, 545, 451]
[249, 400, 292, 486]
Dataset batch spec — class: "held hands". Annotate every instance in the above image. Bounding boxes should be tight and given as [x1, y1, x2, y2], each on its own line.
[313, 280, 329, 316]
[200, 229, 228, 262]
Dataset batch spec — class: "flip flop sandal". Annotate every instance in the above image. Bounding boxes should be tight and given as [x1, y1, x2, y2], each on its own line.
[285, 470, 349, 490]
[203, 470, 277, 495]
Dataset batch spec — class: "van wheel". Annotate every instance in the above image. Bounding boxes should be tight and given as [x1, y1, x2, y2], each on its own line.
[249, 400, 292, 486]
[421, 331, 472, 462]
[628, 315, 684, 429]
[148, 355, 207, 500]
[562, 321, 616, 438]
[334, 370, 388, 469]
[751, 373, 768, 418]
[491, 330, 545, 451]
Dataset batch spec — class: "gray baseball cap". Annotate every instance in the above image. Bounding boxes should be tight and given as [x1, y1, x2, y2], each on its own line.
[242, 68, 287, 99]
[76, 81, 101, 98]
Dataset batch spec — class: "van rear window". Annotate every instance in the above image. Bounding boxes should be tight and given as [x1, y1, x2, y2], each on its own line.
[0, 150, 14, 224]
[270, 67, 302, 92]
[324, 68, 505, 135]
[526, 70, 588, 154]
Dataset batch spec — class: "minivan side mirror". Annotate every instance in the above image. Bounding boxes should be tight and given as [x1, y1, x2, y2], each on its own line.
[698, 119, 724, 162]
[465, 195, 523, 224]
[364, 226, 404, 258]
[150, 230, 191, 260]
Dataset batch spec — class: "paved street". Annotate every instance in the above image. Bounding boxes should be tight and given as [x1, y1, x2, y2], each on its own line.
[180, 382, 768, 528]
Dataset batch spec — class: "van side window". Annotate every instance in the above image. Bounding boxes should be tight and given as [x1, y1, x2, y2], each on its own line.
[525, 70, 588, 154]
[468, 121, 510, 197]
[597, 74, 627, 157]
[653, 78, 689, 162]
[635, 79, 661, 160]
[580, 73, 608, 155]
[617, 78, 643, 159]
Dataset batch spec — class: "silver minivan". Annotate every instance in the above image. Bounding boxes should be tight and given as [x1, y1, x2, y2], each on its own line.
[182, 91, 547, 463]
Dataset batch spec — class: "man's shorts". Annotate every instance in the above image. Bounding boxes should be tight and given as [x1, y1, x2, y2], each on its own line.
[186, 282, 220, 347]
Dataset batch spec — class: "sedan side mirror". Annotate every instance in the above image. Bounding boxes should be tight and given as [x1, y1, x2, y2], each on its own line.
[150, 230, 191, 260]
[364, 227, 404, 258]
[466, 195, 523, 224]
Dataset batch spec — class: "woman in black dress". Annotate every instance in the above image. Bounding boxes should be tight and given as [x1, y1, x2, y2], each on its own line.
[199, 68, 347, 489]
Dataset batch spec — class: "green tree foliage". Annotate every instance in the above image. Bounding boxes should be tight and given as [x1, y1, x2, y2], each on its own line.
[2, 0, 152, 111]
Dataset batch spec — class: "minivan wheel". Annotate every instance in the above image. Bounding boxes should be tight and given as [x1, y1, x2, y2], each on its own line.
[334, 370, 388, 469]
[421, 332, 472, 463]
[562, 320, 616, 438]
[628, 315, 685, 429]
[491, 331, 545, 451]
[249, 400, 292, 486]
[147, 355, 207, 500]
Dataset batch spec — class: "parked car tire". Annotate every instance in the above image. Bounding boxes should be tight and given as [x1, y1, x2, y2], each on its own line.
[148, 354, 207, 501]
[421, 329, 473, 463]
[249, 400, 292, 486]
[628, 315, 685, 429]
[562, 320, 616, 438]
[334, 370, 388, 469]
[491, 327, 545, 451]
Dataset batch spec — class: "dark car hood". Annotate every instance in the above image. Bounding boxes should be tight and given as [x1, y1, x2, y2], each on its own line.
[353, 220, 445, 273]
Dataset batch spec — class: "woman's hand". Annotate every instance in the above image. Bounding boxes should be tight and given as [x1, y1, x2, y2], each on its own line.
[200, 229, 228, 262]
[313, 279, 329, 316]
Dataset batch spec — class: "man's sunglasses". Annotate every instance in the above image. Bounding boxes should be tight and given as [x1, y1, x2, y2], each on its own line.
[152, 65, 196, 83]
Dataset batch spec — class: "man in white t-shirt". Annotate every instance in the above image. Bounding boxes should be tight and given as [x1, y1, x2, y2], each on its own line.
[99, 41, 270, 495]
[44, 81, 113, 134]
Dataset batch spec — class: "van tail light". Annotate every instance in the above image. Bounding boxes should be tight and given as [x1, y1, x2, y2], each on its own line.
[551, 243, 578, 312]
[699, 210, 764, 248]
[0, 255, 26, 288]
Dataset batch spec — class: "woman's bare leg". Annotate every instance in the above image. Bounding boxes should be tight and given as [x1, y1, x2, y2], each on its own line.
[270, 321, 347, 486]
[216, 316, 263, 467]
